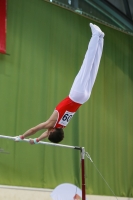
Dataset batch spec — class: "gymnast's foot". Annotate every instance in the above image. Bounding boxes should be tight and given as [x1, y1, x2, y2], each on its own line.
[90, 23, 105, 37]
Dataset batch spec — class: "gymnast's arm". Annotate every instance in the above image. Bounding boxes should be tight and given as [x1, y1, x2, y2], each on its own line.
[22, 121, 53, 138]
[29, 130, 49, 144]
[15, 110, 58, 140]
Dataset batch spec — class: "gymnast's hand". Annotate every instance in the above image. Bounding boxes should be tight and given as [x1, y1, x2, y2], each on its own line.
[29, 138, 34, 145]
[15, 135, 24, 142]
[29, 138, 39, 145]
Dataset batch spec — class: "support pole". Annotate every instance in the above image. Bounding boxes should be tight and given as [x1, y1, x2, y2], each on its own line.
[81, 147, 86, 200]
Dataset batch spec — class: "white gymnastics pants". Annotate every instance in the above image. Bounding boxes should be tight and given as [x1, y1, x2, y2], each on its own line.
[69, 31, 104, 104]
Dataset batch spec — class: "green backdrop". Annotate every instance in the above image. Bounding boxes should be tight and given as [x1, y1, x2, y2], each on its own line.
[0, 0, 133, 197]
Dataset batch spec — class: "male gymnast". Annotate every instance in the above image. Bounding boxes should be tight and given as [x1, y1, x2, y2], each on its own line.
[15, 23, 104, 144]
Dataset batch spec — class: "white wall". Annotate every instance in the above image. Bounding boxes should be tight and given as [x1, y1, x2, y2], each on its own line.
[0, 185, 133, 200]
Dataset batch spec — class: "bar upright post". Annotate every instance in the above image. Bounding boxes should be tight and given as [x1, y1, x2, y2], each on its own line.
[81, 147, 85, 200]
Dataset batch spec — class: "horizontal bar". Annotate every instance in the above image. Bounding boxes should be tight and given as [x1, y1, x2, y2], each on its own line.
[0, 135, 81, 150]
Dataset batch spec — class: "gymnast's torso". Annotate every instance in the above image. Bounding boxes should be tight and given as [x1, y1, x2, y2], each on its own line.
[54, 96, 81, 128]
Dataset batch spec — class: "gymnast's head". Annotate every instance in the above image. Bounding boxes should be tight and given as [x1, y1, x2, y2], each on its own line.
[48, 128, 64, 143]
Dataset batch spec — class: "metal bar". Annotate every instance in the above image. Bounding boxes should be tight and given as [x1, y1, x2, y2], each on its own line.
[0, 135, 81, 150]
[81, 147, 86, 200]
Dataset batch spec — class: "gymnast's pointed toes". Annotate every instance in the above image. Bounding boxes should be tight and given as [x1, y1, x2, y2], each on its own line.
[90, 23, 105, 37]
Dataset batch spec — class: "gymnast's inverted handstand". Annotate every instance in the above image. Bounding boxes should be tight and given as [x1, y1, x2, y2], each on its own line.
[15, 23, 104, 144]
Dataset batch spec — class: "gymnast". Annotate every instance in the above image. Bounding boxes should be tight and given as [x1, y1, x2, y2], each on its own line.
[15, 23, 104, 144]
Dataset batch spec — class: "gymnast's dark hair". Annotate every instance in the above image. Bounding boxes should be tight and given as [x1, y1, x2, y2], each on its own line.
[48, 128, 64, 143]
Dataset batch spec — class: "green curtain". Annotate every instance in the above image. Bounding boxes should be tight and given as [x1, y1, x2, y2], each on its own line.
[0, 0, 133, 197]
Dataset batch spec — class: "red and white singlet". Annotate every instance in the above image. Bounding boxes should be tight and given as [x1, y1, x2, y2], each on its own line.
[54, 96, 82, 128]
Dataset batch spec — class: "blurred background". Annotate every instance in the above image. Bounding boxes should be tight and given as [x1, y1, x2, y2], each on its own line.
[0, 0, 133, 199]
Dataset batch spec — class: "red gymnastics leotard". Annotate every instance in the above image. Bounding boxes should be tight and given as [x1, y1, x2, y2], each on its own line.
[54, 96, 82, 128]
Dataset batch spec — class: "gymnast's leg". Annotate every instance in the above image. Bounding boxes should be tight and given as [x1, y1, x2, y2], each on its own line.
[86, 34, 104, 98]
[69, 23, 104, 104]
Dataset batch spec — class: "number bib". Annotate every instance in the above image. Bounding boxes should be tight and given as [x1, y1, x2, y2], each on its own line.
[58, 111, 75, 126]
